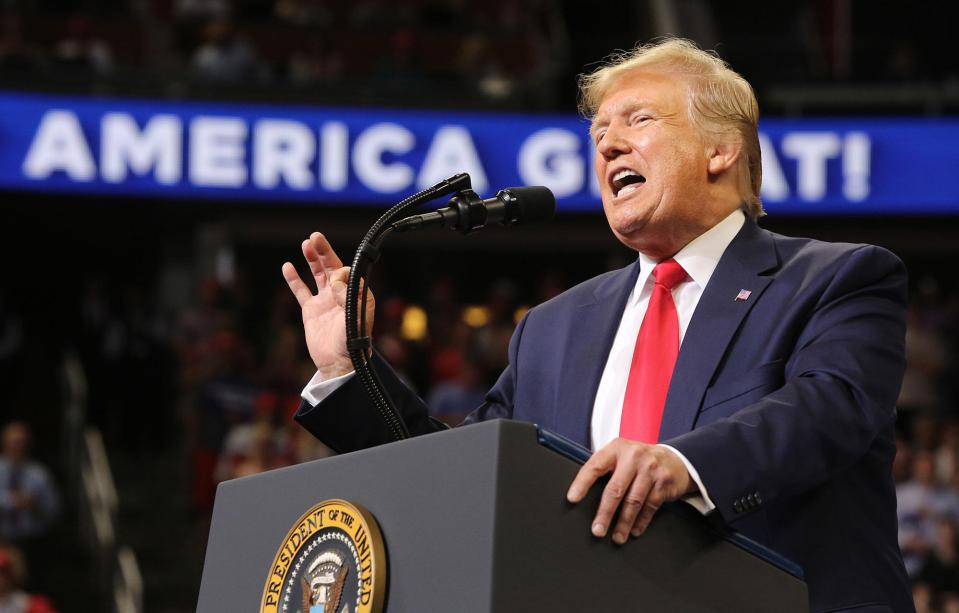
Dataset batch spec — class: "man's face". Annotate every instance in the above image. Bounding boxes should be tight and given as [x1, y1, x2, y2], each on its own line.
[1, 425, 28, 462]
[592, 70, 723, 256]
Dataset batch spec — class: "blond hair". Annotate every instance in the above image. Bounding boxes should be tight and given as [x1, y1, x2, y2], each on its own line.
[579, 37, 765, 219]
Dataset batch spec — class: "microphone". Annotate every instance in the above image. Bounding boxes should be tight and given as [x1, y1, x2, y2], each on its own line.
[391, 186, 555, 234]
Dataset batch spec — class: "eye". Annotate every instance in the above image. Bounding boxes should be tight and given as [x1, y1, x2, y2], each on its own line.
[629, 113, 652, 126]
[592, 128, 607, 145]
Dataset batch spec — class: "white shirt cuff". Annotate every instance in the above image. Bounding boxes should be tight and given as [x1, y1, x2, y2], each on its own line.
[657, 444, 716, 515]
[301, 370, 355, 407]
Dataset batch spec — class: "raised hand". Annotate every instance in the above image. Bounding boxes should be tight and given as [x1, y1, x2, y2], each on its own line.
[282, 232, 375, 380]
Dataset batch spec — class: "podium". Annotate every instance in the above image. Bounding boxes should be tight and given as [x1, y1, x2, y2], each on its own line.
[197, 419, 808, 612]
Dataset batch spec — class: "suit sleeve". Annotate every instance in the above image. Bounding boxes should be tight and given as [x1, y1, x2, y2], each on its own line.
[665, 245, 907, 522]
[294, 311, 531, 453]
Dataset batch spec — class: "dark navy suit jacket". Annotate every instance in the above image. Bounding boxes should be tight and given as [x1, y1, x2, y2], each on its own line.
[297, 220, 914, 613]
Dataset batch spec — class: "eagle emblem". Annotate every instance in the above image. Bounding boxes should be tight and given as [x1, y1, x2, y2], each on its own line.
[301, 550, 350, 613]
[261, 499, 385, 613]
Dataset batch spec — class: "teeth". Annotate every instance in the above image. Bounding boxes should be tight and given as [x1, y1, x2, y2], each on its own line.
[611, 168, 644, 197]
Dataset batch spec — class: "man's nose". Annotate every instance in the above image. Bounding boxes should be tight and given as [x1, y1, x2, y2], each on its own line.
[596, 123, 630, 159]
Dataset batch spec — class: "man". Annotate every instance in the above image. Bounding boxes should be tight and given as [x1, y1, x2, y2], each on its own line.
[283, 38, 912, 612]
[0, 422, 60, 592]
[0, 547, 57, 613]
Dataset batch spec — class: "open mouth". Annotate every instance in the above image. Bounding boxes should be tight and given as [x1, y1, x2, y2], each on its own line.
[611, 169, 646, 197]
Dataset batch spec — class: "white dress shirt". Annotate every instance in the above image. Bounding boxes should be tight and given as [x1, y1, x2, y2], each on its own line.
[302, 209, 746, 514]
[590, 208, 745, 513]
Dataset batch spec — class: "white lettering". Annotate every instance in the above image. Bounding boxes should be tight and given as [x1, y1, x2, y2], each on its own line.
[417, 126, 488, 193]
[190, 116, 247, 188]
[22, 110, 96, 181]
[101, 113, 181, 184]
[352, 123, 414, 193]
[319, 122, 348, 191]
[758, 133, 788, 201]
[253, 119, 315, 189]
[518, 128, 584, 198]
[782, 132, 841, 201]
[843, 132, 870, 202]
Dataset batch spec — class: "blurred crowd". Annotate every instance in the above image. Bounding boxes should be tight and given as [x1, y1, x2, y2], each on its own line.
[0, 0, 564, 106]
[894, 278, 959, 613]
[0, 0, 956, 116]
[68, 262, 567, 517]
[173, 279, 328, 512]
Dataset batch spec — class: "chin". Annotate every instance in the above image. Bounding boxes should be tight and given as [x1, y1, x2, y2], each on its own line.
[609, 207, 652, 236]
[609, 221, 648, 251]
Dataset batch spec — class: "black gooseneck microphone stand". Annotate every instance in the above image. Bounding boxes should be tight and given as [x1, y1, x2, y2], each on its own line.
[345, 172, 474, 441]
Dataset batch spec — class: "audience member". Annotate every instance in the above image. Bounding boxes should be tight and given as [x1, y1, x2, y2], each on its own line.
[901, 303, 948, 413]
[274, 0, 332, 27]
[52, 16, 113, 75]
[0, 547, 56, 613]
[229, 422, 286, 479]
[189, 330, 257, 511]
[900, 451, 949, 576]
[471, 279, 517, 381]
[0, 14, 42, 77]
[190, 18, 263, 84]
[426, 360, 486, 426]
[288, 39, 342, 86]
[0, 423, 60, 592]
[214, 392, 290, 482]
[175, 0, 231, 22]
[919, 515, 959, 600]
[915, 581, 935, 613]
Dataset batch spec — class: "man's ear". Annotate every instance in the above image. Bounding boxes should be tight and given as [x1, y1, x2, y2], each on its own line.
[706, 135, 742, 176]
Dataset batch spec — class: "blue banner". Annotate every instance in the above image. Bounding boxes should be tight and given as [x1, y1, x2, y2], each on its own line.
[1, 92, 957, 214]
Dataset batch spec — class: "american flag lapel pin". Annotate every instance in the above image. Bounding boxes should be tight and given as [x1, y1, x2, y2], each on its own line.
[735, 289, 752, 302]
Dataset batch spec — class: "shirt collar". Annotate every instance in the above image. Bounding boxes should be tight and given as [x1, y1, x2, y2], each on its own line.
[632, 209, 746, 304]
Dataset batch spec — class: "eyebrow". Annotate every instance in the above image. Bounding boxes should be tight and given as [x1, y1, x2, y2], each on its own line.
[590, 99, 658, 138]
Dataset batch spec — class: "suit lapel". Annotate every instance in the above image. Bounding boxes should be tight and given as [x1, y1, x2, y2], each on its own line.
[658, 221, 779, 441]
[557, 260, 641, 448]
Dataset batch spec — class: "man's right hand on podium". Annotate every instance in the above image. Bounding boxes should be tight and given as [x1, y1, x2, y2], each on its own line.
[282, 232, 375, 382]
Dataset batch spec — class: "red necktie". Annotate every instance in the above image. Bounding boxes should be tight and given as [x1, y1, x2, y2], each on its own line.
[619, 258, 688, 443]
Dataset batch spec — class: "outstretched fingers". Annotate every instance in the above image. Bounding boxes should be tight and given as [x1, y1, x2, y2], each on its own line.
[306, 232, 344, 288]
[282, 261, 312, 306]
[302, 237, 329, 290]
[312, 232, 344, 269]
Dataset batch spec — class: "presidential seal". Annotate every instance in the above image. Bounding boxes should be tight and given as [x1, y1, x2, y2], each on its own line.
[261, 499, 386, 613]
